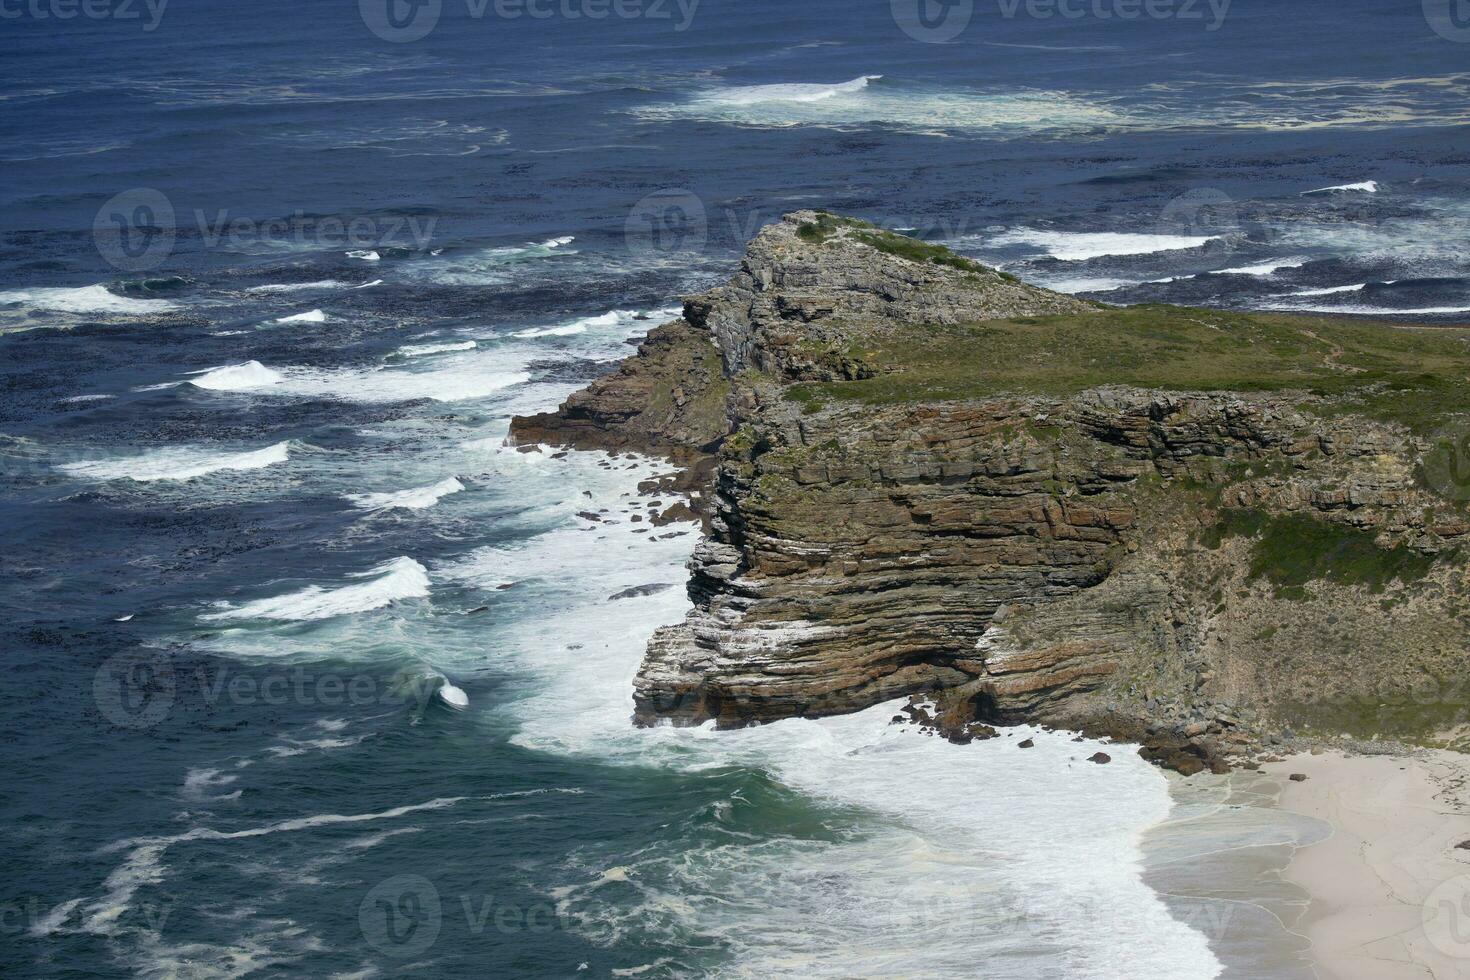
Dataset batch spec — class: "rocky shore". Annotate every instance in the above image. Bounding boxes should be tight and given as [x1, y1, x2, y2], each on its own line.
[511, 211, 1470, 774]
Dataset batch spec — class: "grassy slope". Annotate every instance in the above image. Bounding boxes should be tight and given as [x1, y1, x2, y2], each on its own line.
[785, 304, 1470, 434]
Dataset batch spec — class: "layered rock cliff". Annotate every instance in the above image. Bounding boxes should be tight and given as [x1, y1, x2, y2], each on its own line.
[511, 212, 1470, 758]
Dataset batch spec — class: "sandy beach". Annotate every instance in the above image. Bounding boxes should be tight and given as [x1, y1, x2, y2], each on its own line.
[1261, 750, 1470, 979]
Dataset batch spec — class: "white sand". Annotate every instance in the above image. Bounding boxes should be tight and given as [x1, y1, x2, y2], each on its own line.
[1262, 750, 1470, 978]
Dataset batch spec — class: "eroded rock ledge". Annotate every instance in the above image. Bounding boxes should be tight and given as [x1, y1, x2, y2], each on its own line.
[511, 211, 1470, 761]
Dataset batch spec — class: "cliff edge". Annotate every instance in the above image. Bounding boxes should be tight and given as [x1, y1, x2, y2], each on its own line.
[511, 211, 1470, 765]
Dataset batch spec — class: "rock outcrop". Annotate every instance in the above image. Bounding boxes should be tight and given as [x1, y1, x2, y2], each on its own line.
[511, 211, 1470, 760]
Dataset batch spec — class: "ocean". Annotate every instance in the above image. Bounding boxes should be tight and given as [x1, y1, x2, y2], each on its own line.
[2, 0, 1465, 975]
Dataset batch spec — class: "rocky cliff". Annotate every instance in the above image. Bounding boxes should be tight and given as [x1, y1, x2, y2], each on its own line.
[511, 211, 1470, 764]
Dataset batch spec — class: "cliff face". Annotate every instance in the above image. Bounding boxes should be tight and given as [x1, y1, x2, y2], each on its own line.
[511, 212, 1470, 753]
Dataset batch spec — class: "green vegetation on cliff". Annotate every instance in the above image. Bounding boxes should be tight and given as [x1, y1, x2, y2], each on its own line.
[785, 305, 1470, 434]
[1203, 508, 1439, 598]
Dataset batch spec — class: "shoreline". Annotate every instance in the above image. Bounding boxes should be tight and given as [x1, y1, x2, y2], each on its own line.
[1261, 749, 1470, 979]
[1144, 747, 1470, 980]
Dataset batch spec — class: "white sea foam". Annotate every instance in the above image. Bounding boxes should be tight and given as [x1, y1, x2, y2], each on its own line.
[1302, 180, 1379, 195]
[511, 309, 655, 341]
[1269, 302, 1470, 315]
[704, 75, 882, 105]
[59, 441, 290, 483]
[1044, 276, 1139, 294]
[61, 393, 116, 403]
[640, 78, 1126, 136]
[990, 228, 1220, 261]
[1211, 258, 1307, 276]
[438, 681, 469, 709]
[185, 357, 528, 403]
[188, 361, 285, 390]
[347, 476, 464, 510]
[345, 249, 380, 261]
[395, 340, 476, 357]
[514, 323, 586, 338]
[182, 768, 242, 803]
[443, 449, 1222, 979]
[352, 278, 384, 288]
[417, 237, 577, 285]
[245, 281, 347, 293]
[273, 309, 326, 324]
[1286, 283, 1368, 296]
[200, 556, 430, 622]
[0, 284, 177, 314]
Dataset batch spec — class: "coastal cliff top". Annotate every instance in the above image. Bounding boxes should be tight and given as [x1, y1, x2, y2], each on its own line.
[717, 213, 1470, 437]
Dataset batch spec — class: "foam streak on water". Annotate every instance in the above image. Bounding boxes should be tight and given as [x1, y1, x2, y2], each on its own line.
[453, 450, 1222, 979]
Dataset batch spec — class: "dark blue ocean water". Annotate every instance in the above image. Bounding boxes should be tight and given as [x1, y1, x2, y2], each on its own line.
[2, 1, 1466, 977]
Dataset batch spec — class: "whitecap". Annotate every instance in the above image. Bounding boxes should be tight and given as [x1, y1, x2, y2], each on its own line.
[182, 768, 242, 803]
[352, 279, 383, 288]
[638, 77, 1126, 136]
[345, 249, 380, 261]
[395, 340, 476, 357]
[437, 681, 469, 710]
[59, 441, 291, 483]
[704, 75, 882, 105]
[1210, 258, 1307, 276]
[347, 476, 465, 510]
[273, 309, 326, 324]
[200, 556, 430, 622]
[990, 228, 1220, 261]
[188, 361, 284, 390]
[185, 358, 527, 404]
[1268, 302, 1470, 315]
[245, 281, 346, 293]
[512, 309, 636, 338]
[1301, 180, 1379, 195]
[0, 284, 177, 314]
[1043, 277, 1139, 294]
[1285, 283, 1368, 296]
[61, 393, 116, 403]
